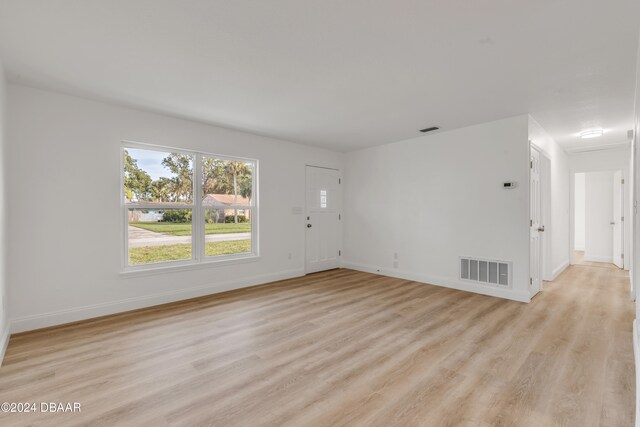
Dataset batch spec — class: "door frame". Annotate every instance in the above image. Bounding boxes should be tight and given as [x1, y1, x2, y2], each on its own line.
[304, 164, 342, 274]
[613, 170, 625, 268]
[570, 168, 628, 269]
[540, 152, 552, 281]
[529, 143, 544, 296]
[529, 143, 549, 295]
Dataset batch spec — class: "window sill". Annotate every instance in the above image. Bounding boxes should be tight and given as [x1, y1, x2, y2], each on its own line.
[120, 254, 261, 278]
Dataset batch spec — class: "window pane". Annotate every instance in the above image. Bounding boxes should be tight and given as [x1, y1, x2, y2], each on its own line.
[204, 208, 252, 257]
[124, 147, 193, 204]
[128, 208, 192, 265]
[202, 157, 254, 207]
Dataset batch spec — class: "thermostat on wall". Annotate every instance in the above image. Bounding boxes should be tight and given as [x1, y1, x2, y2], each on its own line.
[503, 182, 518, 189]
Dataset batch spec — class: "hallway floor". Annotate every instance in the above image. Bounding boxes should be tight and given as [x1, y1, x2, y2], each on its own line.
[574, 251, 621, 269]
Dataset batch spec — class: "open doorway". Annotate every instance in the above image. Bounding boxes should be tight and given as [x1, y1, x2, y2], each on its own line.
[573, 170, 624, 268]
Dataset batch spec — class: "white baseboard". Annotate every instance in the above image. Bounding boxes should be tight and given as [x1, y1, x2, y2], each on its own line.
[0, 323, 9, 367]
[341, 261, 530, 303]
[550, 260, 570, 281]
[583, 254, 613, 263]
[10, 268, 305, 333]
[634, 319, 639, 427]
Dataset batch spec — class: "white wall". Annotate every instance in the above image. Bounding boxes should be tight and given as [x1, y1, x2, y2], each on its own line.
[631, 29, 640, 427]
[0, 58, 8, 361]
[584, 171, 615, 262]
[572, 147, 632, 172]
[635, 29, 640, 315]
[570, 147, 631, 269]
[6, 84, 344, 332]
[343, 115, 531, 302]
[528, 116, 571, 280]
[574, 173, 585, 251]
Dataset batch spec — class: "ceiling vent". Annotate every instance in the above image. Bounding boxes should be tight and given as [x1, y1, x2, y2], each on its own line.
[460, 256, 511, 287]
[419, 126, 439, 133]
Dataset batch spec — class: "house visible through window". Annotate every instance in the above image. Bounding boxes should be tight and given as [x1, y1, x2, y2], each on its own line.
[123, 144, 257, 269]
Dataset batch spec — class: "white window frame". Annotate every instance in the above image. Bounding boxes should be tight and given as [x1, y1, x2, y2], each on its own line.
[121, 141, 259, 273]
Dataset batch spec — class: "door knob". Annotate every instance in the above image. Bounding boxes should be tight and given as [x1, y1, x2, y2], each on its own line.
[610, 222, 616, 225]
[307, 224, 312, 228]
[537, 226, 545, 232]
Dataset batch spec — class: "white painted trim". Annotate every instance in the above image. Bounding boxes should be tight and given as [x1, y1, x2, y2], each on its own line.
[582, 255, 614, 263]
[529, 143, 544, 297]
[342, 261, 531, 303]
[570, 165, 632, 273]
[0, 323, 10, 366]
[10, 268, 304, 333]
[540, 154, 553, 283]
[633, 319, 639, 427]
[121, 142, 260, 273]
[304, 165, 342, 274]
[119, 254, 261, 278]
[550, 260, 570, 281]
[574, 245, 585, 251]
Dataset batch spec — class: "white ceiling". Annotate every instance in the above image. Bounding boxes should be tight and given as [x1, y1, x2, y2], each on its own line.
[0, 0, 638, 152]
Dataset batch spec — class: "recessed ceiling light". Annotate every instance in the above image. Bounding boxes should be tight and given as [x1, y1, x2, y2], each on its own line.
[579, 129, 604, 139]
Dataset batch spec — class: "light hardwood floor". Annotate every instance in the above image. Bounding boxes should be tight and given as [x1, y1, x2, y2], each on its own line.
[0, 266, 634, 426]
[574, 251, 620, 269]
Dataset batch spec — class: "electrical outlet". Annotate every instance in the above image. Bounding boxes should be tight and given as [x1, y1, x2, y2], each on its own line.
[393, 252, 398, 260]
[287, 253, 292, 260]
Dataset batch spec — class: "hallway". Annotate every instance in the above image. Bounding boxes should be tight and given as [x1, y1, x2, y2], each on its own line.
[531, 263, 635, 425]
[573, 250, 622, 269]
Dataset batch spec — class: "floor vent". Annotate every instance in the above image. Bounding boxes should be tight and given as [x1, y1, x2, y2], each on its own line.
[460, 257, 511, 287]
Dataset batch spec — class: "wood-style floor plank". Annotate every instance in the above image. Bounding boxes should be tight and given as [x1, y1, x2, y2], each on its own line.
[0, 265, 634, 426]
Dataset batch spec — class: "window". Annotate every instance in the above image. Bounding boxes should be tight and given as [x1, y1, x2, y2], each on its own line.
[122, 143, 257, 270]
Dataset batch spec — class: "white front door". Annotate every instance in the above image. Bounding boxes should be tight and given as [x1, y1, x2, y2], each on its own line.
[530, 146, 542, 296]
[612, 170, 624, 268]
[305, 166, 341, 273]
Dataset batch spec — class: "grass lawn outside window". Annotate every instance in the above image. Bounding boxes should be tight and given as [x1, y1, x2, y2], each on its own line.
[129, 240, 251, 265]
[130, 222, 250, 236]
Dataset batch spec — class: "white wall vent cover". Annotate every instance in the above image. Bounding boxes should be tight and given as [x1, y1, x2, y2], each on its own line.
[459, 257, 511, 287]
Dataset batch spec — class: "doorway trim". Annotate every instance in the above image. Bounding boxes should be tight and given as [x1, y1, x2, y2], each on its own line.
[530, 142, 551, 294]
[304, 164, 342, 274]
[540, 150, 552, 281]
[529, 143, 544, 296]
[570, 168, 628, 269]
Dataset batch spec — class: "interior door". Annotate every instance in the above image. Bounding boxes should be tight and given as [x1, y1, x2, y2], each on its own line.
[305, 166, 341, 273]
[530, 146, 542, 296]
[612, 170, 624, 268]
